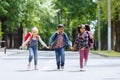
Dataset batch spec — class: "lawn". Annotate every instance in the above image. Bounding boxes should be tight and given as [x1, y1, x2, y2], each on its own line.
[91, 50, 120, 57]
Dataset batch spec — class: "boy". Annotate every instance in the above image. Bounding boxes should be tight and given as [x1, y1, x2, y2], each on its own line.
[49, 24, 72, 70]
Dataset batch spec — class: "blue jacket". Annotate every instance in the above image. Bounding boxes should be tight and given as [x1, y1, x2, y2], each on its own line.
[49, 31, 72, 49]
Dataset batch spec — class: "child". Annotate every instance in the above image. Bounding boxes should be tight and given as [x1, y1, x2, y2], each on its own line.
[72, 24, 90, 71]
[20, 27, 48, 70]
[49, 24, 72, 70]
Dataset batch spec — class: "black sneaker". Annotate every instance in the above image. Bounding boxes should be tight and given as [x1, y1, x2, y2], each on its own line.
[57, 66, 60, 70]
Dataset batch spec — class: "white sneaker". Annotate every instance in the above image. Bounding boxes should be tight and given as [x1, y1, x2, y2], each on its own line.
[34, 66, 38, 70]
[84, 62, 87, 66]
[27, 65, 31, 70]
[61, 66, 64, 69]
[80, 68, 84, 71]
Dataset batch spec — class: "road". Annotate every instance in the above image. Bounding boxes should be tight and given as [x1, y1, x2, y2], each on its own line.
[0, 50, 120, 80]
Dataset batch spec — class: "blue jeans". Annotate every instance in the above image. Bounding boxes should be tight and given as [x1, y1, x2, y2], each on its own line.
[55, 47, 65, 67]
[28, 39, 38, 65]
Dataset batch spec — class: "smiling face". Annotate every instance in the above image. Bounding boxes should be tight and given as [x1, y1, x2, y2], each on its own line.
[32, 30, 38, 36]
[80, 26, 85, 33]
[58, 27, 64, 34]
[31, 27, 38, 37]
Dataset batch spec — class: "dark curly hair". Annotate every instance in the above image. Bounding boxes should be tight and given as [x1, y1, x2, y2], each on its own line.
[85, 24, 91, 31]
[58, 24, 64, 28]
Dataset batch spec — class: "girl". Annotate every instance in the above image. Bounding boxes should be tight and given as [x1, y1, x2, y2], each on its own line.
[72, 24, 89, 71]
[20, 27, 48, 70]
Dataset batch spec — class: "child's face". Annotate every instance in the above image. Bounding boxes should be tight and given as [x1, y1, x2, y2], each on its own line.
[58, 27, 64, 34]
[32, 30, 38, 36]
[80, 27, 85, 33]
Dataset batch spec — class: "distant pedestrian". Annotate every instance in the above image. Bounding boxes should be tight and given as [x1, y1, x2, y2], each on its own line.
[20, 27, 48, 70]
[72, 24, 90, 71]
[48, 24, 72, 70]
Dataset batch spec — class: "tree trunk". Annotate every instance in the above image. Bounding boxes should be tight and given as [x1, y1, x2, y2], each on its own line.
[111, 20, 115, 50]
[115, 20, 120, 52]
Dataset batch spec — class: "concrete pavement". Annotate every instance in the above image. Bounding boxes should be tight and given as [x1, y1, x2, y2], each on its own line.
[0, 50, 120, 80]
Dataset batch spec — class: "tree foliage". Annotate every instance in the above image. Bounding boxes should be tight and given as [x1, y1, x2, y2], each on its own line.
[0, 0, 98, 48]
[53, 0, 97, 27]
[94, 0, 120, 51]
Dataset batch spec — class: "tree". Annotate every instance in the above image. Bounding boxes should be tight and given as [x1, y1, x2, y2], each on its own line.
[53, 0, 97, 43]
[0, 0, 58, 48]
[99, 0, 120, 52]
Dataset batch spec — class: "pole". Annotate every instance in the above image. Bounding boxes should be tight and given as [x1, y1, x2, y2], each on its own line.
[108, 0, 111, 52]
[98, 0, 101, 50]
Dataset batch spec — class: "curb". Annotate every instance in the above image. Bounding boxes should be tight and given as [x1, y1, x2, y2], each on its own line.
[0, 49, 27, 57]
[91, 51, 120, 58]
[91, 52, 108, 57]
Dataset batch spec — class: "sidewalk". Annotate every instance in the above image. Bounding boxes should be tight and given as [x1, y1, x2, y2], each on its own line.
[0, 49, 27, 57]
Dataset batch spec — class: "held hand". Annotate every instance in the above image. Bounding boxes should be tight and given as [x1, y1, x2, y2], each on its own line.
[19, 46, 23, 50]
[70, 47, 75, 51]
[46, 46, 52, 49]
[81, 47, 85, 50]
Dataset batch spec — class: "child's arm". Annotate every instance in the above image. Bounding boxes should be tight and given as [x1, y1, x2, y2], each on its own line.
[71, 36, 79, 50]
[49, 32, 57, 46]
[38, 36, 47, 48]
[64, 33, 72, 47]
[19, 37, 30, 49]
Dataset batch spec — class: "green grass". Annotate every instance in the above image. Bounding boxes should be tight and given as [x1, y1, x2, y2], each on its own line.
[91, 50, 120, 57]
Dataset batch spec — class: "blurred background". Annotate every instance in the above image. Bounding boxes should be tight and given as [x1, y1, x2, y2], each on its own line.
[0, 0, 120, 52]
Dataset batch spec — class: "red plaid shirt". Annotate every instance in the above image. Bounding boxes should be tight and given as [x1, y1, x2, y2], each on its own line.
[55, 34, 65, 48]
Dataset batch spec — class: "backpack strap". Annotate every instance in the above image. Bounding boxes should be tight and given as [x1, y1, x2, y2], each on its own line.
[86, 31, 93, 39]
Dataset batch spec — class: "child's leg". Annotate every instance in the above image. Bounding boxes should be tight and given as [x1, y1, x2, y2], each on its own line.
[55, 49, 60, 69]
[28, 48, 34, 65]
[79, 49, 84, 69]
[33, 46, 38, 70]
[28, 47, 34, 69]
[84, 48, 90, 62]
[60, 47, 65, 68]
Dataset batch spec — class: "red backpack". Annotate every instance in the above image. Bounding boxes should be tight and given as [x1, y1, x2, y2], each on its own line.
[24, 32, 32, 46]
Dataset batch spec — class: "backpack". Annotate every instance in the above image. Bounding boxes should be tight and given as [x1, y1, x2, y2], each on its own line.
[24, 32, 40, 46]
[24, 32, 32, 46]
[86, 31, 94, 47]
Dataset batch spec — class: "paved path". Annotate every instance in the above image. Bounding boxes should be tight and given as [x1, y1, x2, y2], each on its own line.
[0, 50, 120, 80]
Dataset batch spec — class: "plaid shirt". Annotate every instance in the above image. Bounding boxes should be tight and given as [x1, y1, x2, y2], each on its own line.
[55, 34, 65, 48]
[74, 32, 89, 48]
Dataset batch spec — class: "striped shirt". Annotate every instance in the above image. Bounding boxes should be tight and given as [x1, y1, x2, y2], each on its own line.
[74, 31, 89, 48]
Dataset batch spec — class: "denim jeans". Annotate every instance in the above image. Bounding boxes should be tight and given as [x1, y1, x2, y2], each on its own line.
[55, 47, 65, 67]
[28, 39, 38, 65]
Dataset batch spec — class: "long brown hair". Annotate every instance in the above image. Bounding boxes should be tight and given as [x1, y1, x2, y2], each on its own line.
[77, 24, 85, 33]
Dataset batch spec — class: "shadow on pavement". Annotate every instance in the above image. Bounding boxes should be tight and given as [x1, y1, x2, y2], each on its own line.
[67, 70, 85, 72]
[15, 69, 36, 72]
[41, 69, 63, 72]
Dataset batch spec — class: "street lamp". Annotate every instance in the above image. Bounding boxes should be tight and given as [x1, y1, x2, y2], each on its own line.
[98, 0, 101, 50]
[108, 0, 111, 52]
[92, 0, 101, 50]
